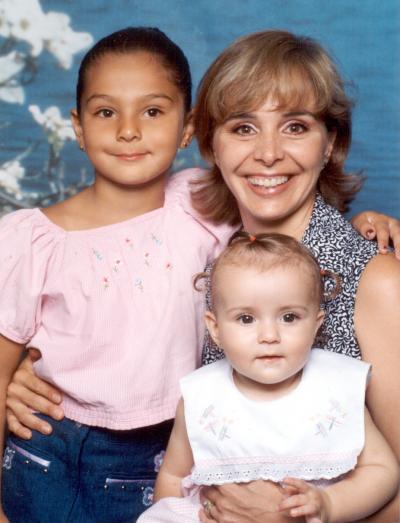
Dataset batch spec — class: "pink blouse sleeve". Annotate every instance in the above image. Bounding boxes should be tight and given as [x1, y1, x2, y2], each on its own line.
[0, 209, 59, 344]
[166, 168, 236, 261]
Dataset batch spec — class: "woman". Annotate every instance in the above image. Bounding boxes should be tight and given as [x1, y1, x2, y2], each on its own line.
[190, 30, 399, 523]
[5, 30, 400, 522]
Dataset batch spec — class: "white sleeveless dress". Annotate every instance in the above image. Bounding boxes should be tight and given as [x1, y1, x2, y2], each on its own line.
[138, 349, 370, 522]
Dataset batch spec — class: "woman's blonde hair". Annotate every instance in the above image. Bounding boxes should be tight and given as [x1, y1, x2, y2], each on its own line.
[192, 30, 362, 224]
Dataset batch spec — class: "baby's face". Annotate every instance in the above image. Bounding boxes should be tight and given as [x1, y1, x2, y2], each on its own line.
[205, 264, 324, 400]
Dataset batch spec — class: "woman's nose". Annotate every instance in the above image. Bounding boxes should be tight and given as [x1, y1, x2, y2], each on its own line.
[253, 131, 284, 166]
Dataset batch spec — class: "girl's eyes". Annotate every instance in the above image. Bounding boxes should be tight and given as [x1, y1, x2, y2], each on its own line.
[145, 107, 163, 118]
[96, 108, 114, 118]
[281, 313, 299, 323]
[237, 314, 255, 324]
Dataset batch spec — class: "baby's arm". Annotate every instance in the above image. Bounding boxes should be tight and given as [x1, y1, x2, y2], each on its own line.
[279, 408, 399, 522]
[0, 334, 26, 522]
[153, 398, 194, 502]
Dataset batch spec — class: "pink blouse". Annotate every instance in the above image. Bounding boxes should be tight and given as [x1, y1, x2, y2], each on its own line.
[0, 169, 233, 429]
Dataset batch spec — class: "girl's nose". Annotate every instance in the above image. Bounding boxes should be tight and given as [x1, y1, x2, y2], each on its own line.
[257, 320, 280, 344]
[117, 116, 141, 142]
[253, 131, 284, 166]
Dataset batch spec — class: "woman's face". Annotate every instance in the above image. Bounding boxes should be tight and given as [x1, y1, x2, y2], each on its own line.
[212, 97, 336, 238]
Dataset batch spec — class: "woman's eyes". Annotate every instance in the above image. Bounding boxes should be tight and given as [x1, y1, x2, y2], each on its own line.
[232, 124, 256, 136]
[284, 122, 308, 134]
[237, 314, 255, 324]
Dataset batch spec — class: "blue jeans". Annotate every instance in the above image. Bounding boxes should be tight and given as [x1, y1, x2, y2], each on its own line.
[2, 415, 173, 523]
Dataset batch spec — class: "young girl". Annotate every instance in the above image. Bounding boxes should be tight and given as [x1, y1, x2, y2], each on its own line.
[0, 27, 233, 523]
[138, 233, 399, 523]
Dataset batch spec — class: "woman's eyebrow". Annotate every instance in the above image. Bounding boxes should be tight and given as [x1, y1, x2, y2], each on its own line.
[223, 112, 256, 123]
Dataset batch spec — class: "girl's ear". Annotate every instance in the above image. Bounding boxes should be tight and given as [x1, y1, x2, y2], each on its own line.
[204, 311, 221, 349]
[179, 111, 195, 149]
[71, 109, 84, 150]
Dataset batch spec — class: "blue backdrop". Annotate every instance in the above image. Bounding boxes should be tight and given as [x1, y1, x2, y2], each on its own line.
[1, 0, 399, 217]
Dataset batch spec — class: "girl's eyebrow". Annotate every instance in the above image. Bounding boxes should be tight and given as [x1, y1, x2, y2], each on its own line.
[85, 93, 174, 104]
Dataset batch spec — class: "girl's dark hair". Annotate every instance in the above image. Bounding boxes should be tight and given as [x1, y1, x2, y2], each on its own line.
[76, 27, 192, 115]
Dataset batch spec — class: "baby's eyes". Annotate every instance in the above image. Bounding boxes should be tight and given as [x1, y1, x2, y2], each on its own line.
[281, 313, 299, 323]
[237, 314, 255, 324]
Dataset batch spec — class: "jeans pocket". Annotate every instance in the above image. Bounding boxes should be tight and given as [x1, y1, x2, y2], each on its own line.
[4, 440, 51, 470]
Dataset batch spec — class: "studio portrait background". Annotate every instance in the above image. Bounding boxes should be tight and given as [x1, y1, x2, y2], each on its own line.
[0, 0, 399, 217]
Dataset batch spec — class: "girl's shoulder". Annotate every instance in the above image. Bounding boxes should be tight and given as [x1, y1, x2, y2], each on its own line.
[165, 168, 235, 246]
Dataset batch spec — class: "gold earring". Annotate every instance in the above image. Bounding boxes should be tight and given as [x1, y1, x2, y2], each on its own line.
[79, 144, 85, 152]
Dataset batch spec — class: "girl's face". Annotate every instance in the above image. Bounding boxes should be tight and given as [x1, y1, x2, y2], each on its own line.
[72, 51, 190, 190]
[212, 97, 335, 238]
[205, 263, 324, 401]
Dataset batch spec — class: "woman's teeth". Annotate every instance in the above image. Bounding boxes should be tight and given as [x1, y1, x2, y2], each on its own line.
[248, 176, 289, 188]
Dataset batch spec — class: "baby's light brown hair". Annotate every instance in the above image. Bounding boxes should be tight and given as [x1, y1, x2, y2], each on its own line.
[195, 232, 341, 311]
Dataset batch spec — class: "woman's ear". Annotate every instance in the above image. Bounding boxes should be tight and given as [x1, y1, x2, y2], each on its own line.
[71, 109, 85, 150]
[204, 310, 221, 348]
[179, 110, 195, 149]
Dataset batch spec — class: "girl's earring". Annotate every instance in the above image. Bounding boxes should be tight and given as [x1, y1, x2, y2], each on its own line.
[79, 144, 85, 152]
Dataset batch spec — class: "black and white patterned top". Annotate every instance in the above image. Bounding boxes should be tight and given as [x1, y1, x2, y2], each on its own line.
[202, 193, 379, 365]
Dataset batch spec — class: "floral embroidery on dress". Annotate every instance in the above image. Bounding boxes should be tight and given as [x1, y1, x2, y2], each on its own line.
[199, 404, 233, 441]
[312, 399, 347, 438]
[154, 450, 165, 472]
[142, 486, 154, 507]
[2, 447, 15, 470]
[165, 262, 172, 270]
[102, 276, 110, 289]
[125, 237, 133, 248]
[144, 252, 150, 267]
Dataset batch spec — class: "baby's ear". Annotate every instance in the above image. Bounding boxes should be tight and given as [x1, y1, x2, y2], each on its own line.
[204, 311, 221, 348]
[315, 309, 325, 333]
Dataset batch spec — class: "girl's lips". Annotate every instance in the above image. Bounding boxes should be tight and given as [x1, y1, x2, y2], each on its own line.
[115, 152, 148, 161]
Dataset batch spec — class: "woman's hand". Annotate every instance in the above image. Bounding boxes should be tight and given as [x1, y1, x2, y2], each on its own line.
[351, 211, 400, 259]
[199, 480, 302, 522]
[6, 349, 64, 439]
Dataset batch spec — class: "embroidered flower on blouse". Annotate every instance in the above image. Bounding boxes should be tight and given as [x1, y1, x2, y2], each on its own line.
[2, 447, 14, 470]
[92, 248, 103, 261]
[142, 486, 154, 507]
[125, 238, 133, 248]
[134, 277, 144, 292]
[102, 276, 110, 289]
[151, 233, 162, 246]
[154, 450, 165, 472]
[144, 252, 150, 267]
[112, 259, 122, 273]
[166, 262, 172, 270]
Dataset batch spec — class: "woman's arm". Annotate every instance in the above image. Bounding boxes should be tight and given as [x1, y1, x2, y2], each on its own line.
[354, 252, 400, 522]
[351, 211, 400, 259]
[153, 399, 194, 501]
[6, 350, 63, 439]
[279, 409, 399, 522]
[0, 334, 26, 522]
